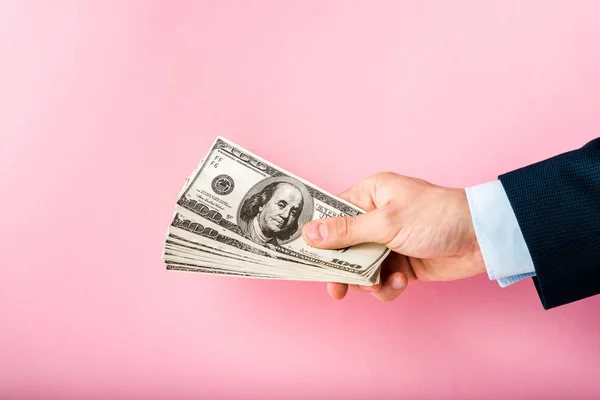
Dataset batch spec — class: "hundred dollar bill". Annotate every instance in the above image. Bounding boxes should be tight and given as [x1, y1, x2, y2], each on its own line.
[174, 136, 389, 277]
[165, 263, 352, 282]
[167, 209, 333, 273]
[165, 209, 369, 282]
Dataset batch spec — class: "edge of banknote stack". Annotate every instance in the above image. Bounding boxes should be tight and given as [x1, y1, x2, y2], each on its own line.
[162, 136, 390, 285]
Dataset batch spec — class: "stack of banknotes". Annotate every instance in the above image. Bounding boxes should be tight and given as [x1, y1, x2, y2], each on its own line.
[162, 137, 390, 285]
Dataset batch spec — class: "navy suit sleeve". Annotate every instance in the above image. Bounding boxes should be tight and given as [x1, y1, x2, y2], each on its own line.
[498, 138, 600, 310]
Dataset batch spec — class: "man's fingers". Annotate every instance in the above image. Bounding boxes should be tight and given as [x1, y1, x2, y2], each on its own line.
[380, 252, 418, 282]
[357, 254, 411, 301]
[326, 272, 406, 301]
[371, 254, 412, 302]
[359, 282, 382, 292]
[370, 272, 407, 302]
[326, 282, 348, 300]
[337, 179, 377, 212]
[302, 207, 394, 249]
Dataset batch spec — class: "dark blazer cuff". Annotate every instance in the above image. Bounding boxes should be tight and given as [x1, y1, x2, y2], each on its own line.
[498, 138, 600, 309]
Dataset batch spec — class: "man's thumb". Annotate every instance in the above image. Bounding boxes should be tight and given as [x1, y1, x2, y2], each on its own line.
[302, 208, 392, 249]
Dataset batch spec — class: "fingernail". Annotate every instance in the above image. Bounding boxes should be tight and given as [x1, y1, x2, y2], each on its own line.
[391, 276, 405, 290]
[306, 222, 327, 241]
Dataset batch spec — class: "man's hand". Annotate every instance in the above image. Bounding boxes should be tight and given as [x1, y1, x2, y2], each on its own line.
[301, 173, 486, 301]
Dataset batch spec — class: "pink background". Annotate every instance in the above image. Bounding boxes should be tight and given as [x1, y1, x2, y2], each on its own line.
[2, 1, 600, 399]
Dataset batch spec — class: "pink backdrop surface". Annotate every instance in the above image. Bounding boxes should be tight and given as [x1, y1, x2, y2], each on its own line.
[1, 1, 600, 399]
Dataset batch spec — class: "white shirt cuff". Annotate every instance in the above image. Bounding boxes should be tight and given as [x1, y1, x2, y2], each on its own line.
[465, 180, 536, 287]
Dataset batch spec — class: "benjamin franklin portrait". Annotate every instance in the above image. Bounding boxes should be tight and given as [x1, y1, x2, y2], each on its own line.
[238, 177, 313, 246]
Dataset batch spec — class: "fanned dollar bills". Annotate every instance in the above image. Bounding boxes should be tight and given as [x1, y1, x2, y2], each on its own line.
[162, 137, 389, 285]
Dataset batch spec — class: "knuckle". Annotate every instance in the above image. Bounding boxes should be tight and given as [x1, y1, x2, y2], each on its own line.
[381, 205, 398, 220]
[378, 206, 402, 243]
[380, 171, 399, 180]
[335, 217, 353, 241]
[373, 171, 397, 180]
